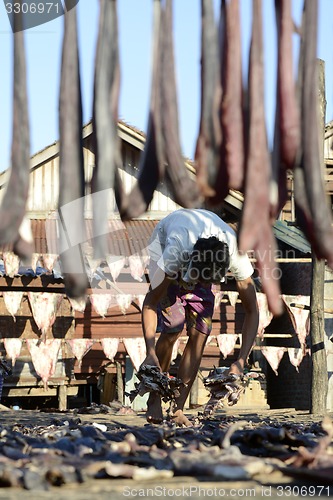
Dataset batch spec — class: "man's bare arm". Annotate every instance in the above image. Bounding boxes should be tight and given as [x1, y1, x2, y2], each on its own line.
[230, 276, 259, 375]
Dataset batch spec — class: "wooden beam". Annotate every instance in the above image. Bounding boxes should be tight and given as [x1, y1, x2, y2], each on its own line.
[0, 276, 65, 291]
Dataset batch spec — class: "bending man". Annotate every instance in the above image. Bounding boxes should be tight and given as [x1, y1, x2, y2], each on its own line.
[141, 208, 259, 426]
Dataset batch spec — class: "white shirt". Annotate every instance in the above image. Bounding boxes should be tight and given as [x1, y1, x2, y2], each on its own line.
[148, 209, 253, 283]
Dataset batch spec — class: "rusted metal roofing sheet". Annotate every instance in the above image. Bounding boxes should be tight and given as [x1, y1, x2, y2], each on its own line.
[0, 218, 312, 258]
[0, 219, 159, 257]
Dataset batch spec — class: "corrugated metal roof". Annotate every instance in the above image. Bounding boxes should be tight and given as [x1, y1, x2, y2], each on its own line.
[0, 218, 311, 259]
[273, 220, 311, 254]
[28, 219, 158, 257]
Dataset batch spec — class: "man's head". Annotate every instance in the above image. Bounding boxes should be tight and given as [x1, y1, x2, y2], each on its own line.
[183, 236, 230, 284]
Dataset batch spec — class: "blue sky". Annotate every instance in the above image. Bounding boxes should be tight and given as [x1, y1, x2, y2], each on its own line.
[0, 0, 332, 171]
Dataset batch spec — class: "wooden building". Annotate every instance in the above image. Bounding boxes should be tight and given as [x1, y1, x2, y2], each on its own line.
[0, 119, 332, 411]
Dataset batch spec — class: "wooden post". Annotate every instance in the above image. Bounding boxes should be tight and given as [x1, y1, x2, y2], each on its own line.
[58, 385, 67, 411]
[310, 59, 328, 415]
[116, 361, 124, 404]
[100, 372, 116, 405]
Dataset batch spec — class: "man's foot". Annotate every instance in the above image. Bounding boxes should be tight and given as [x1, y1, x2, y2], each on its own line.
[229, 360, 244, 376]
[170, 409, 193, 427]
[146, 393, 163, 424]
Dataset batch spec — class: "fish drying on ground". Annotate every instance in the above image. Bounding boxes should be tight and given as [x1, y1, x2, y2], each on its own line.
[0, 415, 330, 489]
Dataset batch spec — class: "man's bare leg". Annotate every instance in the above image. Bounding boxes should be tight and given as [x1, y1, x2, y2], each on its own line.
[146, 331, 181, 423]
[171, 328, 208, 426]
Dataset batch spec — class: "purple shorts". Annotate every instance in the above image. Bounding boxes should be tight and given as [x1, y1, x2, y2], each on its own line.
[157, 281, 214, 336]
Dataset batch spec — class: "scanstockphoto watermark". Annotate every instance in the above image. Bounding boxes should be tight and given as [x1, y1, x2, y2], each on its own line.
[122, 485, 331, 498]
[123, 485, 258, 497]
[3, 0, 79, 32]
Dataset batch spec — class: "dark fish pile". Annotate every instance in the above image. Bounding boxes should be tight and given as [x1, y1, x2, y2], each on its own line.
[125, 364, 185, 405]
[203, 367, 265, 413]
[0, 358, 12, 378]
[0, 358, 12, 402]
[0, 414, 332, 489]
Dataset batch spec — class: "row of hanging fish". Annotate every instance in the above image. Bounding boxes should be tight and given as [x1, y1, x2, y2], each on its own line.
[195, 0, 333, 317]
[2, 0, 332, 310]
[1, 329, 313, 389]
[0, 289, 312, 342]
[2, 337, 146, 387]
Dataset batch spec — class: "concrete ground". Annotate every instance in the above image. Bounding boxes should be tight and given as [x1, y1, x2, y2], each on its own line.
[0, 407, 332, 499]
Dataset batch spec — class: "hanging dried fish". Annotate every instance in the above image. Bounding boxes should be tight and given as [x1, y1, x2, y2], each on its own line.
[219, 0, 244, 192]
[0, 11, 32, 262]
[161, 0, 201, 208]
[58, 0, 88, 298]
[294, 0, 333, 268]
[239, 0, 271, 252]
[271, 0, 300, 216]
[238, 0, 282, 315]
[194, 0, 222, 198]
[120, 0, 165, 220]
[91, 0, 123, 258]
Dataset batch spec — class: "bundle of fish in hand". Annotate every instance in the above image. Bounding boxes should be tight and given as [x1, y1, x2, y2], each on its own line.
[126, 364, 185, 405]
[203, 367, 265, 415]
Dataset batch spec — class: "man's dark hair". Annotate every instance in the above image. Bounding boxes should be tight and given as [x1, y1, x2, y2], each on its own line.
[190, 236, 230, 283]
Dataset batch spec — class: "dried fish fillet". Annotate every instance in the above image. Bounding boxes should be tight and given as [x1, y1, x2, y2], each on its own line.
[203, 367, 265, 414]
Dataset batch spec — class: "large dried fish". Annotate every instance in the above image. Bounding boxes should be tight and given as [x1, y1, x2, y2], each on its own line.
[210, 0, 244, 205]
[239, 0, 271, 250]
[276, 0, 300, 167]
[294, 0, 333, 268]
[161, 0, 201, 208]
[0, 12, 31, 262]
[58, 0, 88, 298]
[195, 0, 222, 198]
[121, 0, 201, 220]
[91, 0, 123, 258]
[271, 0, 300, 216]
[238, 0, 282, 315]
[120, 0, 165, 220]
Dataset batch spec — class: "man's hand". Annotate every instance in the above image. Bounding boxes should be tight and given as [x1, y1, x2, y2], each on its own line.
[141, 352, 162, 372]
